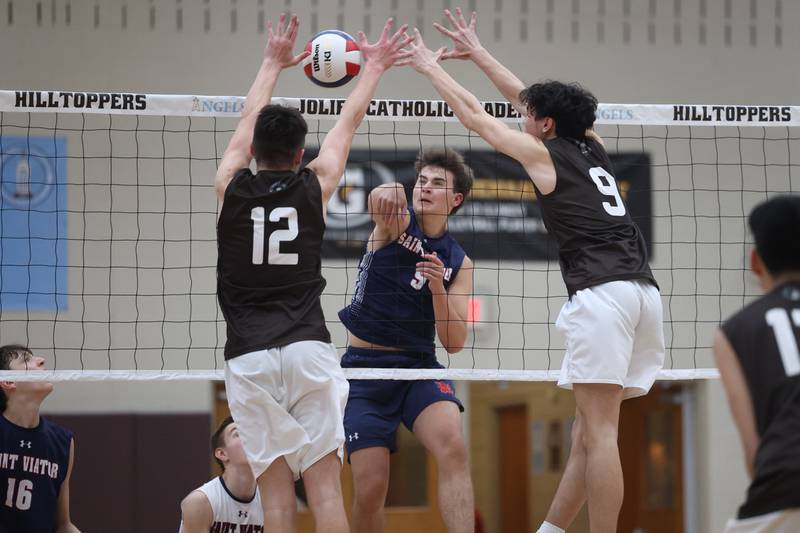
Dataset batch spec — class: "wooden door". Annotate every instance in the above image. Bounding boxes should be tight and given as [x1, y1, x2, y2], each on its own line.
[498, 405, 529, 533]
[618, 384, 684, 533]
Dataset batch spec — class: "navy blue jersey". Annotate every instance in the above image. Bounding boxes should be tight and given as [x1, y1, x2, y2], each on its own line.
[0, 415, 72, 532]
[339, 208, 466, 358]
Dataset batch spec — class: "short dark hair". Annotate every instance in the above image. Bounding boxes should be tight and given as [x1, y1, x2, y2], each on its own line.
[252, 104, 308, 167]
[0, 345, 33, 413]
[749, 195, 800, 276]
[211, 416, 235, 471]
[519, 81, 598, 140]
[415, 147, 474, 215]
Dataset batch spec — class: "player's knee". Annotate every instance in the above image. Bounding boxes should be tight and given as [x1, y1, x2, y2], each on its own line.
[306, 481, 344, 513]
[581, 419, 618, 449]
[570, 419, 587, 454]
[352, 468, 389, 509]
[431, 429, 468, 468]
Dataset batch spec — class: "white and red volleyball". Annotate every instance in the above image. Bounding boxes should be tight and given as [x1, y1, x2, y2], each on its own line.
[302, 30, 361, 88]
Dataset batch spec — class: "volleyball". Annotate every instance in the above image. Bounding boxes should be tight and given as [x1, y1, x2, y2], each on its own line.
[302, 30, 361, 88]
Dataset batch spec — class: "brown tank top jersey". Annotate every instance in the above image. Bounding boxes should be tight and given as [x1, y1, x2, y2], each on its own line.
[537, 137, 657, 296]
[217, 168, 331, 359]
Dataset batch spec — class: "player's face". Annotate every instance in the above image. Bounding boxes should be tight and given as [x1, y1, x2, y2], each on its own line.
[221, 423, 249, 467]
[6, 351, 53, 396]
[523, 110, 548, 140]
[412, 165, 459, 216]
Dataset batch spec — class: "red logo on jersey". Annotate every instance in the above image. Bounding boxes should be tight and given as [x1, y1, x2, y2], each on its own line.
[436, 381, 454, 395]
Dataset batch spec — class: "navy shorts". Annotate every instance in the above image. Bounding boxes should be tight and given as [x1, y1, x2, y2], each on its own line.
[341, 347, 464, 457]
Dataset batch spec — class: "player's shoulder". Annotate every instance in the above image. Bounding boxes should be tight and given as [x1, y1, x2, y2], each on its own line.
[181, 486, 213, 512]
[40, 416, 73, 443]
[180, 488, 214, 527]
[722, 290, 782, 335]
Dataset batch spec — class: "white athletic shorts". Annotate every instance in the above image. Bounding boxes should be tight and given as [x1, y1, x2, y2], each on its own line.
[556, 279, 665, 399]
[724, 509, 800, 532]
[224, 340, 349, 480]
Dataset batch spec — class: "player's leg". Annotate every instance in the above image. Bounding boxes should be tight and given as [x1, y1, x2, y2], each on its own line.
[549, 281, 639, 532]
[349, 446, 391, 533]
[258, 456, 298, 533]
[345, 384, 402, 533]
[281, 341, 351, 533]
[301, 451, 349, 533]
[225, 348, 311, 532]
[574, 383, 624, 533]
[408, 381, 473, 533]
[539, 410, 587, 532]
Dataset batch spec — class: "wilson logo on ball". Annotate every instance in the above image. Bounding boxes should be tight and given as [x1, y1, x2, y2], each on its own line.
[303, 30, 361, 88]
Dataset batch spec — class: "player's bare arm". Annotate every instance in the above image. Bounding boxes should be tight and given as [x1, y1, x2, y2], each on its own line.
[214, 13, 309, 205]
[307, 19, 412, 210]
[180, 491, 215, 533]
[418, 254, 473, 353]
[54, 438, 81, 533]
[435, 8, 527, 115]
[366, 183, 411, 251]
[713, 329, 759, 479]
[404, 30, 557, 194]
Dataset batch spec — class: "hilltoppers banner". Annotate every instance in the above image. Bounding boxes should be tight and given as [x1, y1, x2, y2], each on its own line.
[2, 90, 799, 126]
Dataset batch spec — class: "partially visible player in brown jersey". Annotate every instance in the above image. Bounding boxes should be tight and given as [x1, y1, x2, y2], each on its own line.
[714, 195, 800, 533]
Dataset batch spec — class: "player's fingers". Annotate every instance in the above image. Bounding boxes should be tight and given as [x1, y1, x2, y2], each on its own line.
[443, 8, 459, 29]
[356, 31, 369, 49]
[455, 7, 467, 27]
[290, 50, 310, 66]
[396, 34, 414, 50]
[380, 17, 394, 43]
[470, 11, 477, 29]
[287, 14, 300, 40]
[266, 20, 273, 39]
[425, 254, 444, 266]
[391, 24, 410, 45]
[413, 27, 425, 45]
[433, 22, 457, 39]
[277, 12, 287, 34]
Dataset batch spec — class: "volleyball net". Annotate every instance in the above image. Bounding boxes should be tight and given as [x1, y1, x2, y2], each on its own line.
[0, 90, 798, 381]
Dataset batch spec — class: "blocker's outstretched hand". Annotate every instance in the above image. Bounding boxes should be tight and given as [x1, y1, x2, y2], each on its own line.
[435, 8, 484, 61]
[398, 28, 447, 73]
[357, 18, 414, 72]
[264, 13, 310, 68]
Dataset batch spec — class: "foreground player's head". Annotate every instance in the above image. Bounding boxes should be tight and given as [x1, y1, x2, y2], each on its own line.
[749, 194, 800, 290]
[252, 104, 308, 170]
[211, 416, 249, 472]
[412, 147, 474, 216]
[519, 81, 598, 141]
[0, 344, 52, 413]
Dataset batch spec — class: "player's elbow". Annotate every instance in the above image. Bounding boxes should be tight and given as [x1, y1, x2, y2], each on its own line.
[444, 343, 465, 354]
[442, 333, 467, 354]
